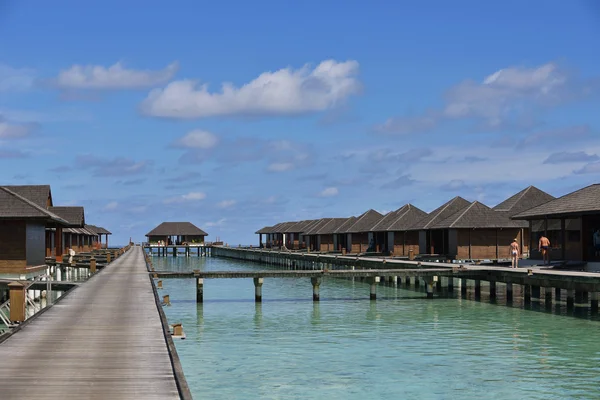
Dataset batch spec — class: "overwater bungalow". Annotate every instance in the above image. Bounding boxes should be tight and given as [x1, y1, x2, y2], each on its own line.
[428, 201, 528, 260]
[512, 183, 600, 268]
[91, 225, 112, 248]
[48, 206, 87, 253]
[370, 204, 428, 257]
[281, 219, 319, 250]
[407, 196, 472, 256]
[255, 226, 273, 248]
[305, 217, 352, 252]
[407, 187, 554, 261]
[343, 210, 384, 253]
[0, 186, 71, 277]
[145, 222, 208, 246]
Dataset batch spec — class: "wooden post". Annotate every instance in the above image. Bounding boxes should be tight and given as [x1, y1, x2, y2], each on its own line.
[196, 278, 204, 303]
[157, 280, 163, 289]
[106, 253, 111, 263]
[90, 257, 96, 273]
[311, 277, 321, 301]
[172, 323, 183, 337]
[8, 281, 26, 323]
[254, 277, 264, 302]
[55, 227, 63, 262]
[162, 295, 170, 306]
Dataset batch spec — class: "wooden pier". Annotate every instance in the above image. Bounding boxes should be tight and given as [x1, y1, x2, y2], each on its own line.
[202, 246, 600, 310]
[144, 244, 211, 257]
[0, 246, 188, 399]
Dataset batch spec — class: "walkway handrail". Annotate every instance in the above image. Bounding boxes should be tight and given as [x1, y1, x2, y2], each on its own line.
[0, 299, 11, 328]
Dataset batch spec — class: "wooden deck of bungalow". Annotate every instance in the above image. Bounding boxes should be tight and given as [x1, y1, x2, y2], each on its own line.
[0, 246, 189, 399]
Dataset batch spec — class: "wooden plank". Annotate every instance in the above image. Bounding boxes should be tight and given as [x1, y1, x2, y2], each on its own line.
[0, 247, 179, 399]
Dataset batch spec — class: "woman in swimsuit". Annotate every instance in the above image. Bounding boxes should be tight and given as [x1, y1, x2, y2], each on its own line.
[510, 239, 520, 268]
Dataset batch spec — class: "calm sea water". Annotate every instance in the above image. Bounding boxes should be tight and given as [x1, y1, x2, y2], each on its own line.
[153, 255, 600, 400]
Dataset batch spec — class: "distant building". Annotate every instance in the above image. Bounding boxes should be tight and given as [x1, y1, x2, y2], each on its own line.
[145, 222, 208, 245]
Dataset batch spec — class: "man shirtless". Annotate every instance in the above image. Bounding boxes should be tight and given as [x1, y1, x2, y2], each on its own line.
[510, 239, 520, 268]
[539, 235, 551, 265]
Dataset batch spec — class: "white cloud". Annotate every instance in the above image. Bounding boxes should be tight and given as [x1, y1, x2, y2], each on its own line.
[0, 64, 36, 92]
[319, 187, 339, 197]
[55, 61, 178, 89]
[174, 129, 219, 149]
[267, 162, 294, 172]
[164, 191, 206, 204]
[217, 199, 236, 209]
[442, 63, 567, 126]
[407, 142, 600, 185]
[377, 62, 580, 132]
[102, 201, 119, 211]
[0, 121, 35, 139]
[140, 59, 360, 118]
[205, 218, 227, 228]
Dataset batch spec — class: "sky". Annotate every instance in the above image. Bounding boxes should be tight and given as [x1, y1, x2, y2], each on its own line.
[1, 0, 599, 246]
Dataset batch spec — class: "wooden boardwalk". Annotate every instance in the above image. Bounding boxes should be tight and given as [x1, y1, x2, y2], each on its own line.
[0, 247, 180, 399]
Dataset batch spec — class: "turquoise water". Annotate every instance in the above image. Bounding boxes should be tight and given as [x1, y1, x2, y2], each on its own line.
[154, 256, 600, 399]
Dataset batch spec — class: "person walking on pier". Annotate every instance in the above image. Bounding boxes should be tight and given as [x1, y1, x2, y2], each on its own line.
[539, 235, 551, 265]
[510, 239, 520, 268]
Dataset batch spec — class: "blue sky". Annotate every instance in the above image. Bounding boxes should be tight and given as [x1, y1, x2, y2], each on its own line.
[1, 0, 599, 245]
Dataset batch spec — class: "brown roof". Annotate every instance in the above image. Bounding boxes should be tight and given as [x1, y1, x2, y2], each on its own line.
[334, 217, 357, 233]
[303, 219, 333, 235]
[300, 219, 324, 235]
[49, 206, 85, 227]
[312, 217, 353, 235]
[344, 209, 384, 233]
[2, 185, 52, 208]
[513, 184, 600, 220]
[408, 196, 471, 230]
[386, 204, 429, 232]
[282, 219, 318, 234]
[492, 186, 555, 216]
[0, 187, 68, 224]
[146, 222, 206, 237]
[271, 221, 299, 234]
[255, 226, 273, 234]
[430, 201, 527, 229]
[370, 204, 428, 232]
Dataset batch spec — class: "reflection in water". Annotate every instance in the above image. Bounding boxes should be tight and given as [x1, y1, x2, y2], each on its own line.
[156, 255, 600, 400]
[254, 302, 262, 329]
[311, 302, 320, 323]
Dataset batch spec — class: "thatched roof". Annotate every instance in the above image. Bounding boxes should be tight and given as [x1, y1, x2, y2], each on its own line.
[513, 184, 600, 220]
[49, 206, 85, 227]
[335, 217, 357, 233]
[430, 201, 527, 229]
[0, 187, 68, 224]
[282, 219, 319, 234]
[371, 204, 428, 232]
[493, 186, 555, 216]
[146, 222, 206, 237]
[255, 226, 273, 234]
[408, 196, 471, 230]
[303, 218, 333, 235]
[311, 217, 353, 235]
[344, 209, 384, 233]
[2, 185, 52, 208]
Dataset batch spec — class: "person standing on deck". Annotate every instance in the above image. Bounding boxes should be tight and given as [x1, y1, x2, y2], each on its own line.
[510, 239, 520, 268]
[539, 235, 551, 265]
